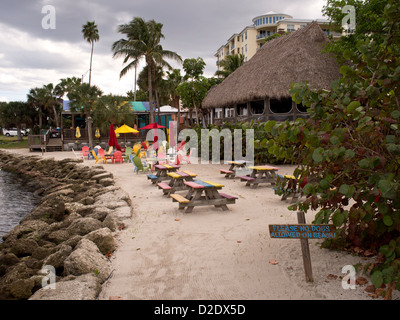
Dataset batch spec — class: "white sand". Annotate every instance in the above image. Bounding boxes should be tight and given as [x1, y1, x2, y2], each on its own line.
[5, 149, 396, 300]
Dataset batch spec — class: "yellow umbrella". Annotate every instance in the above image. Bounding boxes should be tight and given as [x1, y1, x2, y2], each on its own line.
[115, 124, 139, 146]
[95, 128, 100, 138]
[75, 126, 81, 138]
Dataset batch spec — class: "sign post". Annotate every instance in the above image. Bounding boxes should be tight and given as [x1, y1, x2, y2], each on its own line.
[269, 211, 337, 283]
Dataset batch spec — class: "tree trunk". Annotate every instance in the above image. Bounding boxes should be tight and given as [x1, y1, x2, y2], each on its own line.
[155, 89, 161, 125]
[87, 112, 93, 149]
[89, 41, 94, 86]
[39, 107, 43, 128]
[52, 104, 59, 128]
[147, 60, 154, 124]
[16, 124, 22, 142]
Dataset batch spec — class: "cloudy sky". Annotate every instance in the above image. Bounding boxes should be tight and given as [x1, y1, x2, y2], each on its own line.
[0, 0, 326, 102]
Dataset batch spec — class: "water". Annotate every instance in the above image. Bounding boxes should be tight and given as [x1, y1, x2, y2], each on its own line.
[0, 169, 41, 242]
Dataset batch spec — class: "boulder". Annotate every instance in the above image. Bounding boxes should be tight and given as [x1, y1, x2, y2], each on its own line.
[66, 217, 103, 236]
[85, 228, 115, 255]
[29, 273, 101, 300]
[63, 239, 111, 283]
[42, 244, 72, 270]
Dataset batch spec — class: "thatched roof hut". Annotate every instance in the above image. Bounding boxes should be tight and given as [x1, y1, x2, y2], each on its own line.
[202, 22, 340, 110]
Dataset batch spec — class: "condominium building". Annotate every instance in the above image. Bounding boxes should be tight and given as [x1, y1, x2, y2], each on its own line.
[215, 11, 339, 72]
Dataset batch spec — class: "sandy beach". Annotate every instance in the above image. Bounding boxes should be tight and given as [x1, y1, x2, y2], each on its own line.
[4, 149, 395, 300]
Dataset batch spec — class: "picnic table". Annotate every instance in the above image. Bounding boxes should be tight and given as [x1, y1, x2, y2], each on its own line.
[238, 165, 279, 189]
[147, 164, 180, 184]
[170, 179, 238, 213]
[220, 160, 251, 179]
[157, 170, 198, 196]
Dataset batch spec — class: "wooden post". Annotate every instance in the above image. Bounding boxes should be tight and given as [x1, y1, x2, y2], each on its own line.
[297, 211, 314, 282]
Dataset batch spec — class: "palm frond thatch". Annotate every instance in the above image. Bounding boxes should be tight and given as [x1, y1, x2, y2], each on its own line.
[203, 22, 341, 109]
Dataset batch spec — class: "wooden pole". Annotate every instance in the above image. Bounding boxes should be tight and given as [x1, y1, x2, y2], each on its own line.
[297, 211, 314, 282]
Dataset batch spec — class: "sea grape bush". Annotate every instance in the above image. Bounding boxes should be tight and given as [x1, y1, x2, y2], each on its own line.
[265, 2, 400, 294]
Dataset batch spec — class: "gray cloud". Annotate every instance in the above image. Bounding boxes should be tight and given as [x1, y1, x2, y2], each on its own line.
[0, 0, 326, 101]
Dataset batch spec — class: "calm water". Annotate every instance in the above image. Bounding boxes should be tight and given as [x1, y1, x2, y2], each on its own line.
[0, 170, 41, 242]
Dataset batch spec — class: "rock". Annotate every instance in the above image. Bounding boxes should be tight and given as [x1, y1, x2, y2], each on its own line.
[90, 172, 113, 182]
[98, 178, 114, 187]
[42, 244, 72, 270]
[47, 229, 71, 244]
[29, 273, 101, 300]
[67, 217, 103, 236]
[85, 228, 115, 255]
[63, 239, 111, 283]
[10, 238, 39, 258]
[32, 247, 53, 261]
[8, 278, 35, 300]
[102, 214, 117, 232]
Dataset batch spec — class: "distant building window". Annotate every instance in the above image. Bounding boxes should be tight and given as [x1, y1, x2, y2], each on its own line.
[269, 17, 272, 23]
[250, 100, 265, 115]
[236, 103, 248, 116]
[287, 24, 295, 32]
[263, 17, 265, 24]
[270, 98, 293, 114]
[273, 17, 276, 23]
[245, 31, 247, 40]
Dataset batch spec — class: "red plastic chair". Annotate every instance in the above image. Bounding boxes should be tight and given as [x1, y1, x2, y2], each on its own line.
[113, 151, 124, 164]
[81, 146, 90, 159]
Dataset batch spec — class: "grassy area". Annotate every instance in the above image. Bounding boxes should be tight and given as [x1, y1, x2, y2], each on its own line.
[0, 135, 29, 149]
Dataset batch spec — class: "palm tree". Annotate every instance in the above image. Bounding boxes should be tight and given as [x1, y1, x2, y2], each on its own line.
[27, 84, 61, 128]
[215, 53, 245, 79]
[112, 17, 182, 123]
[55, 77, 82, 128]
[82, 21, 100, 86]
[67, 83, 103, 149]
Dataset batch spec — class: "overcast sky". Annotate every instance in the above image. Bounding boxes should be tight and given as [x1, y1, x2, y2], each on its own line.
[0, 0, 326, 102]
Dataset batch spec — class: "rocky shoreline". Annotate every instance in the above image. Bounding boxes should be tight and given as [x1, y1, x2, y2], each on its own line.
[0, 150, 133, 300]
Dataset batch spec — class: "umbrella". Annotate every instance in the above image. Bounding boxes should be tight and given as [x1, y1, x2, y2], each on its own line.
[139, 123, 166, 151]
[139, 122, 166, 130]
[75, 127, 81, 139]
[115, 124, 139, 146]
[108, 124, 118, 148]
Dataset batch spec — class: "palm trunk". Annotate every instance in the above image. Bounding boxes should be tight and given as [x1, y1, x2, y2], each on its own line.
[155, 89, 161, 125]
[89, 41, 94, 86]
[87, 112, 93, 149]
[52, 104, 59, 128]
[147, 62, 154, 124]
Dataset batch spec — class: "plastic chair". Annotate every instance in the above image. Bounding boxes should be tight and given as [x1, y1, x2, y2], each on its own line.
[113, 151, 124, 164]
[124, 147, 132, 162]
[81, 146, 90, 159]
[91, 150, 104, 164]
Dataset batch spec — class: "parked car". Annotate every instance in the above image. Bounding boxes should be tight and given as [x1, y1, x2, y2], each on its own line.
[2, 128, 28, 137]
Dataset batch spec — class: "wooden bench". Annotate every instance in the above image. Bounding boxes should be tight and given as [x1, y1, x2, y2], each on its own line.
[147, 174, 159, 181]
[238, 176, 255, 181]
[219, 193, 238, 204]
[170, 193, 190, 206]
[157, 182, 172, 195]
[181, 170, 198, 177]
[220, 169, 235, 178]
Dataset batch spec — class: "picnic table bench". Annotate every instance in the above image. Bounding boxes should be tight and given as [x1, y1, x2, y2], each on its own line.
[157, 170, 198, 195]
[219, 160, 250, 179]
[274, 174, 303, 203]
[238, 165, 279, 189]
[170, 179, 238, 213]
[147, 164, 181, 184]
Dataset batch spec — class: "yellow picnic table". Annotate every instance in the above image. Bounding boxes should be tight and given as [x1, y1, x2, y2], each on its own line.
[157, 170, 198, 195]
[238, 165, 280, 188]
